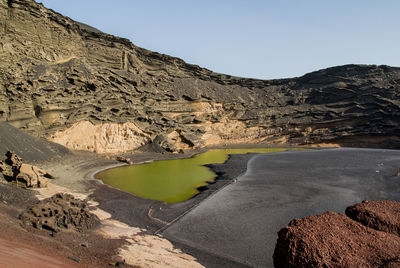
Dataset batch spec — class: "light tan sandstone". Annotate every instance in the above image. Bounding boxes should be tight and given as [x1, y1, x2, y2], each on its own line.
[49, 121, 150, 154]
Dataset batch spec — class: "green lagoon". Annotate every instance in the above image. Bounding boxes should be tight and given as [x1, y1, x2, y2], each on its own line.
[96, 148, 296, 204]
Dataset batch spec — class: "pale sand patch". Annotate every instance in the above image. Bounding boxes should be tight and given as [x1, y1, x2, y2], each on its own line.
[96, 217, 205, 268]
[34, 181, 204, 268]
[91, 207, 113, 221]
[308, 143, 341, 148]
[34, 182, 89, 200]
[121, 236, 205, 268]
[97, 219, 143, 239]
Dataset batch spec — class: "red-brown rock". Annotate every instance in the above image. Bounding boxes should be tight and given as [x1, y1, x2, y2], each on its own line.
[273, 211, 400, 268]
[346, 200, 400, 237]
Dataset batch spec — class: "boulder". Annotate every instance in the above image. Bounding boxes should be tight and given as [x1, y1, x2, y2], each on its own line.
[346, 200, 400, 237]
[179, 130, 205, 148]
[0, 161, 13, 178]
[273, 210, 400, 268]
[19, 193, 100, 233]
[5, 151, 22, 170]
[115, 156, 133, 165]
[15, 163, 53, 188]
[153, 134, 177, 153]
[0, 151, 54, 188]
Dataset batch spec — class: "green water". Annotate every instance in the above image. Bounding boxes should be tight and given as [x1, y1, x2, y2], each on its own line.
[96, 148, 296, 204]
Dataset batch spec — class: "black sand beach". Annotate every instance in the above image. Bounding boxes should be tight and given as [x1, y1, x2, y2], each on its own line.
[91, 150, 257, 267]
[2, 141, 400, 267]
[162, 148, 400, 267]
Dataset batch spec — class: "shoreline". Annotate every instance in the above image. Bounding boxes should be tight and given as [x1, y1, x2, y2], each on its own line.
[159, 148, 400, 267]
[0, 145, 313, 267]
[92, 144, 310, 205]
[90, 148, 284, 267]
[3, 145, 398, 267]
[88, 147, 277, 267]
[90, 148, 261, 231]
[165, 153, 259, 268]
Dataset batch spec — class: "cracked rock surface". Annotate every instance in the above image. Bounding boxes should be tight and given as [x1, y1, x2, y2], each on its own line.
[1, 0, 399, 152]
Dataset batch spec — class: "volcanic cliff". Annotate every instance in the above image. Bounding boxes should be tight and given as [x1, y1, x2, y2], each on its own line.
[1, 0, 400, 153]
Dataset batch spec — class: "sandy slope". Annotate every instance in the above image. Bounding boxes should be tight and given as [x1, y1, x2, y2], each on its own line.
[0, 237, 76, 268]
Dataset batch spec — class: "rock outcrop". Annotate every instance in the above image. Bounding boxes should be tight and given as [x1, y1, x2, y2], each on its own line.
[274, 200, 400, 268]
[49, 121, 150, 153]
[0, 151, 53, 187]
[1, 0, 400, 153]
[346, 200, 400, 237]
[115, 156, 133, 165]
[19, 193, 100, 233]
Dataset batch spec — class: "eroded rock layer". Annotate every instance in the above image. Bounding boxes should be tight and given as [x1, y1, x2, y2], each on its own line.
[1, 0, 400, 152]
[49, 121, 150, 154]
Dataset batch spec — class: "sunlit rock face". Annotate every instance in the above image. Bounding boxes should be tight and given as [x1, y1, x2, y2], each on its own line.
[49, 121, 151, 154]
[1, 0, 400, 153]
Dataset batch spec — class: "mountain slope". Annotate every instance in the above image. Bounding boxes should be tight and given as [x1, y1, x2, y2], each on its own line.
[1, 0, 399, 152]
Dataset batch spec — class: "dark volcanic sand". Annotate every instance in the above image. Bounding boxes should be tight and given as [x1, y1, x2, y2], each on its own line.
[2, 146, 400, 268]
[91, 150, 255, 268]
[0, 122, 69, 163]
[161, 148, 400, 267]
[5, 146, 399, 268]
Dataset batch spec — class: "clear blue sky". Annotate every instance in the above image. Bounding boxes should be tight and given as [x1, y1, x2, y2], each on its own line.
[39, 0, 400, 79]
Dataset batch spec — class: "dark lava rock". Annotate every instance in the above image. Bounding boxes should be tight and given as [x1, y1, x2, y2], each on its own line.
[273, 211, 400, 268]
[109, 260, 126, 267]
[5, 150, 22, 170]
[67, 256, 81, 263]
[1, 1, 400, 150]
[0, 151, 23, 180]
[115, 156, 133, 165]
[197, 185, 209, 192]
[346, 200, 400, 237]
[19, 193, 100, 233]
[0, 160, 13, 178]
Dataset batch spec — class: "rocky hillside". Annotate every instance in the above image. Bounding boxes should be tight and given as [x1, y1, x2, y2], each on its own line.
[1, 0, 400, 153]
